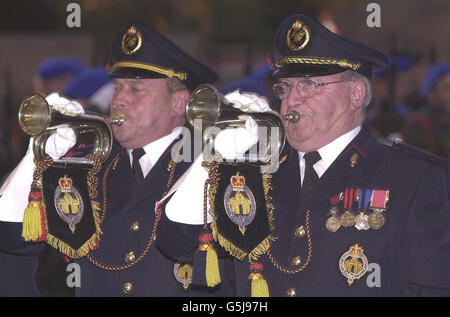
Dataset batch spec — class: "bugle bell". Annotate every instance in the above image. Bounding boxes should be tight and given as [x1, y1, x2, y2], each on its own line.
[18, 93, 122, 164]
[186, 84, 286, 164]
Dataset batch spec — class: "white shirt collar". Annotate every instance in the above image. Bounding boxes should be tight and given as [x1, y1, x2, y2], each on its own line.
[298, 125, 361, 182]
[127, 127, 182, 177]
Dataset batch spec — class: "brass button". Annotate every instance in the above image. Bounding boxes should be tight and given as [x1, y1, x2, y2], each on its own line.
[130, 222, 139, 232]
[123, 282, 133, 294]
[286, 287, 296, 297]
[295, 225, 305, 238]
[125, 251, 135, 263]
[291, 256, 302, 267]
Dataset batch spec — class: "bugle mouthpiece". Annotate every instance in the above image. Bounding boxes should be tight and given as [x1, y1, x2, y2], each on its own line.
[284, 111, 300, 123]
[106, 115, 125, 126]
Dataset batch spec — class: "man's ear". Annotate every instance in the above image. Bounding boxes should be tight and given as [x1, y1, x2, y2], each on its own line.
[171, 90, 190, 116]
[350, 80, 366, 110]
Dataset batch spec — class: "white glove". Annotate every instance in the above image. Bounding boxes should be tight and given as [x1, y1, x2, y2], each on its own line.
[213, 116, 259, 159]
[164, 154, 213, 225]
[44, 92, 82, 159]
[45, 92, 84, 116]
[0, 93, 80, 222]
[224, 89, 276, 115]
[213, 89, 275, 160]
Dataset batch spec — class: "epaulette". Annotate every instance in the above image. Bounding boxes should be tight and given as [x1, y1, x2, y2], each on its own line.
[390, 139, 447, 167]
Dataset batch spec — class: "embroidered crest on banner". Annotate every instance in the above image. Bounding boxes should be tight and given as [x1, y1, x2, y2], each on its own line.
[54, 175, 84, 233]
[223, 172, 257, 235]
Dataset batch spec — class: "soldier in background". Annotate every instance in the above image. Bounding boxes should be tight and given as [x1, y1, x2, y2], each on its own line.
[402, 62, 450, 158]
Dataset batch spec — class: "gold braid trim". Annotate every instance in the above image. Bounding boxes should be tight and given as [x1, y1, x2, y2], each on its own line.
[47, 231, 102, 259]
[215, 231, 248, 261]
[275, 56, 361, 71]
[246, 173, 277, 262]
[112, 61, 188, 81]
[248, 235, 277, 262]
[262, 173, 275, 232]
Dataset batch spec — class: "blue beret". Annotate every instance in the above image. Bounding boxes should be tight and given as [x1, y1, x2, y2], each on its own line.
[373, 56, 414, 78]
[272, 13, 387, 79]
[221, 77, 267, 96]
[420, 62, 450, 98]
[108, 23, 217, 91]
[221, 63, 272, 95]
[64, 67, 112, 99]
[36, 57, 84, 80]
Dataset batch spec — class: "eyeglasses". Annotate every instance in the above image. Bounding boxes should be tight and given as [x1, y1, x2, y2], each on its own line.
[273, 79, 353, 100]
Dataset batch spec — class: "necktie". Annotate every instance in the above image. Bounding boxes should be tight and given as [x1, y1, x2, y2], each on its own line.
[132, 148, 146, 183]
[301, 151, 321, 196]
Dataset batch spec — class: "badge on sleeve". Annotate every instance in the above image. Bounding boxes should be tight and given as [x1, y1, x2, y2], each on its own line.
[174, 262, 193, 291]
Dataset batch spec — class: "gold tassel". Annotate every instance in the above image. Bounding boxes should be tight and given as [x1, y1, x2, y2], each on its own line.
[205, 244, 221, 287]
[249, 262, 269, 297]
[22, 201, 43, 241]
[250, 273, 269, 297]
[22, 190, 46, 242]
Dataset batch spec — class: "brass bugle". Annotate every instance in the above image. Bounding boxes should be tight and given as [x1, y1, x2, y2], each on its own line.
[18, 93, 119, 163]
[186, 84, 286, 163]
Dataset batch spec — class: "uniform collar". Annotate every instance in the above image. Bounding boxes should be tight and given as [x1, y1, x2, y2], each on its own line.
[297, 125, 361, 178]
[127, 127, 182, 168]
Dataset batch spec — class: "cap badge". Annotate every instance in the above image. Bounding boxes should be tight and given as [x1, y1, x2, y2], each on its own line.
[121, 25, 143, 55]
[287, 19, 311, 51]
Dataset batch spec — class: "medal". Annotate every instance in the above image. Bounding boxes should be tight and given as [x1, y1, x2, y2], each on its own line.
[368, 189, 389, 230]
[326, 206, 341, 232]
[326, 193, 342, 232]
[355, 213, 369, 230]
[354, 189, 372, 231]
[339, 243, 369, 286]
[368, 210, 386, 229]
[340, 188, 357, 227]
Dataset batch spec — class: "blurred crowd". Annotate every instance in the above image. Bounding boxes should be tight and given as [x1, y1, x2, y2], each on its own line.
[0, 53, 449, 183]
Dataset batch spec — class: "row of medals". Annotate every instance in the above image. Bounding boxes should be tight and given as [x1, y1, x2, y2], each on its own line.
[326, 206, 386, 232]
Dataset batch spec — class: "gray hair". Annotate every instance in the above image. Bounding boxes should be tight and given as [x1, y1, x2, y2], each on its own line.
[166, 77, 188, 94]
[340, 71, 372, 107]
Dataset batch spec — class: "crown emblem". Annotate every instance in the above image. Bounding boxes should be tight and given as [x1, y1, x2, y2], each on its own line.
[349, 244, 363, 256]
[59, 175, 73, 191]
[121, 25, 143, 55]
[287, 19, 311, 51]
[230, 173, 245, 190]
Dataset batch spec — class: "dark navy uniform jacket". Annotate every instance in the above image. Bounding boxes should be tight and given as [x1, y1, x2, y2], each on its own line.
[74, 138, 233, 296]
[159, 124, 450, 296]
[0, 137, 232, 297]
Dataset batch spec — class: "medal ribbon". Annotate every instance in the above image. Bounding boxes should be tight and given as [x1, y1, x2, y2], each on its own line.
[370, 189, 389, 209]
[358, 189, 373, 211]
[344, 188, 357, 210]
[329, 193, 340, 206]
